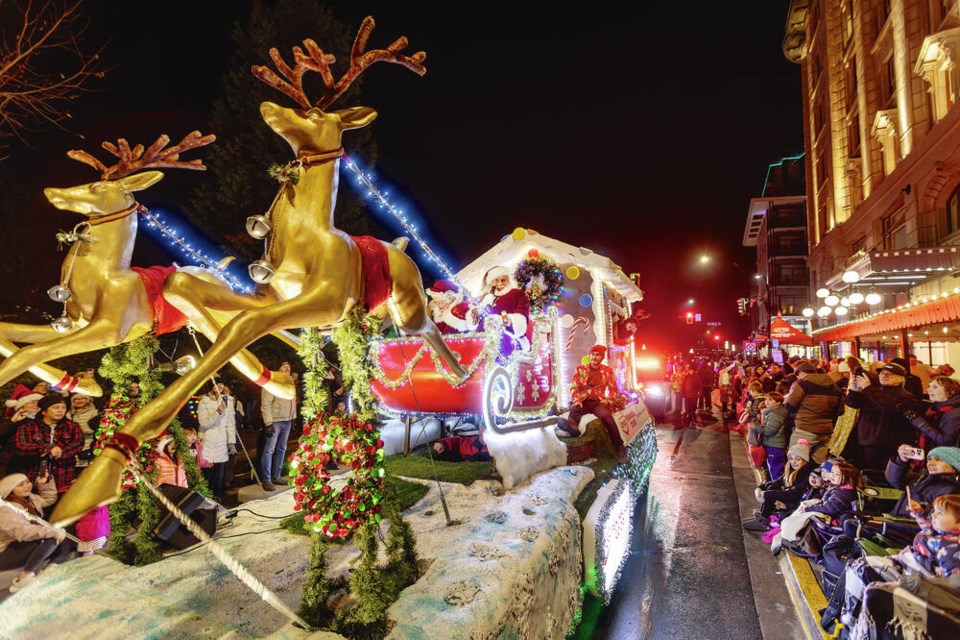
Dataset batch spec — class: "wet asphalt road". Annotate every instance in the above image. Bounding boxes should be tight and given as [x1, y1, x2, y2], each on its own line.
[576, 412, 765, 640]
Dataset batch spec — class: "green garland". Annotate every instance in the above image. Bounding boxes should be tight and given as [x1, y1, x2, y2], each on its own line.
[299, 533, 334, 629]
[298, 327, 330, 420]
[97, 336, 208, 565]
[331, 308, 381, 423]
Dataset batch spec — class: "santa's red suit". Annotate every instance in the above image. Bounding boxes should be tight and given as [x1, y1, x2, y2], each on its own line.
[426, 279, 474, 334]
[432, 300, 472, 334]
[479, 286, 532, 356]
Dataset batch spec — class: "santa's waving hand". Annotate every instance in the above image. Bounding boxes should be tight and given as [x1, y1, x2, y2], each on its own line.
[426, 280, 474, 334]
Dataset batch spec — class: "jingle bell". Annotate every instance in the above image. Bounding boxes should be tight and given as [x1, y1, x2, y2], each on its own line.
[245, 215, 272, 239]
[47, 284, 72, 303]
[51, 314, 73, 334]
[248, 259, 276, 284]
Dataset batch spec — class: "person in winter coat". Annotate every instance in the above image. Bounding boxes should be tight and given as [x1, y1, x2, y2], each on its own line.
[197, 383, 237, 499]
[743, 440, 817, 531]
[785, 362, 843, 456]
[66, 392, 100, 469]
[897, 376, 960, 447]
[155, 435, 188, 489]
[846, 362, 920, 471]
[885, 446, 960, 519]
[0, 472, 73, 592]
[800, 460, 859, 524]
[260, 362, 297, 492]
[759, 391, 790, 480]
[0, 393, 42, 476]
[680, 364, 701, 425]
[10, 396, 84, 494]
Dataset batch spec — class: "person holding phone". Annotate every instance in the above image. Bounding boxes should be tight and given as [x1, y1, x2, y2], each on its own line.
[0, 471, 73, 592]
[897, 376, 960, 448]
[197, 382, 237, 500]
[885, 446, 960, 520]
[845, 362, 919, 471]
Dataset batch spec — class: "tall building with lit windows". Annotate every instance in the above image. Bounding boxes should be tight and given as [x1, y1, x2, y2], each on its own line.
[784, 0, 960, 365]
[743, 155, 809, 351]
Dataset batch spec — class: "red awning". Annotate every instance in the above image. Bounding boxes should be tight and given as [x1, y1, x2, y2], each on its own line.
[813, 292, 960, 342]
[770, 314, 813, 346]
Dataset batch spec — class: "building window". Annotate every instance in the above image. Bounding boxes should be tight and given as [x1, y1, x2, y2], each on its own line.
[882, 209, 907, 249]
[842, 0, 854, 46]
[774, 263, 808, 286]
[916, 30, 960, 124]
[946, 184, 960, 236]
[872, 109, 899, 175]
[848, 116, 861, 157]
[883, 55, 896, 108]
[846, 59, 859, 110]
[852, 235, 867, 253]
[778, 296, 808, 316]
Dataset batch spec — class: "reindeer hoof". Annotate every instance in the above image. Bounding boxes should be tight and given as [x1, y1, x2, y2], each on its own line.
[50, 451, 125, 527]
[75, 377, 104, 398]
[264, 371, 296, 400]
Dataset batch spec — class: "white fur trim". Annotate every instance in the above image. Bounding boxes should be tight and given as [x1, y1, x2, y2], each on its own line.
[483, 427, 568, 490]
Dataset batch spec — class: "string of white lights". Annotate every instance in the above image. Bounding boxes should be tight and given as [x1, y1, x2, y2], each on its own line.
[138, 207, 252, 293]
[342, 153, 469, 296]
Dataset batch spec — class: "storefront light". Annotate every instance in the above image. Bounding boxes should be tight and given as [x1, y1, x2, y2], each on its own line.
[840, 297, 849, 307]
[825, 295, 840, 306]
[865, 292, 882, 305]
[835, 306, 849, 316]
[802, 307, 815, 317]
[818, 306, 832, 317]
[816, 288, 830, 299]
[849, 292, 865, 305]
[842, 270, 860, 283]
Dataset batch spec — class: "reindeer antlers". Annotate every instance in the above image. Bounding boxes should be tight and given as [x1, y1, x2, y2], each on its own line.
[251, 16, 427, 111]
[67, 131, 217, 180]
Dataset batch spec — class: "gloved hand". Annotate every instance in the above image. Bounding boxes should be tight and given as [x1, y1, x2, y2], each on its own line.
[227, 443, 237, 456]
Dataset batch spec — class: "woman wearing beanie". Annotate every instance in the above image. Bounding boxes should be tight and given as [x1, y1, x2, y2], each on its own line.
[0, 471, 73, 592]
[744, 440, 817, 531]
[9, 395, 83, 495]
[66, 393, 100, 469]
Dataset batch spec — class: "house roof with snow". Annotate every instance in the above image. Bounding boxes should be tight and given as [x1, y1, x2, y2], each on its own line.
[456, 228, 643, 302]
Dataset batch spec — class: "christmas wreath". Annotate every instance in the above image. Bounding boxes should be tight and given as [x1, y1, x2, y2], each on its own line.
[291, 411, 385, 538]
[514, 255, 563, 314]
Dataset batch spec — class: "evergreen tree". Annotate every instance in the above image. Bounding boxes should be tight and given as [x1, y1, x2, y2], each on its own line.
[189, 0, 376, 263]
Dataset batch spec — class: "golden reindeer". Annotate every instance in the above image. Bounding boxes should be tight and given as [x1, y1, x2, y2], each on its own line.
[53, 17, 466, 525]
[0, 132, 295, 400]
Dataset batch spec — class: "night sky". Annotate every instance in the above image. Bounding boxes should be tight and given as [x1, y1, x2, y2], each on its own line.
[5, 1, 802, 351]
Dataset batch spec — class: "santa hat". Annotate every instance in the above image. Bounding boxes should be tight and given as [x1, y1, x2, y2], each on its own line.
[5, 393, 43, 410]
[589, 344, 607, 357]
[482, 266, 511, 288]
[427, 280, 460, 298]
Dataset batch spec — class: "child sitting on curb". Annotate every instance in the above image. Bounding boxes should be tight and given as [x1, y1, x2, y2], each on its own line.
[743, 440, 816, 532]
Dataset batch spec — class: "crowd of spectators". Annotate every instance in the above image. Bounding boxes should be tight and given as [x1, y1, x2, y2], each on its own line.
[668, 352, 960, 637]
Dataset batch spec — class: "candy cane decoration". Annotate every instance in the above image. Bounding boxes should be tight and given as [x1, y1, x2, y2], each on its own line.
[565, 316, 591, 351]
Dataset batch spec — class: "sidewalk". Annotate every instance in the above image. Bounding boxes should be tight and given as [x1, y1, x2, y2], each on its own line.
[729, 419, 829, 640]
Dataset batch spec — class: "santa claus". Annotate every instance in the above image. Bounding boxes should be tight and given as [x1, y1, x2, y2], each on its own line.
[426, 280, 473, 334]
[471, 266, 532, 357]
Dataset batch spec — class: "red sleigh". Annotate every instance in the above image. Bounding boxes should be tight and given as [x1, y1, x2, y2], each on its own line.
[369, 310, 562, 433]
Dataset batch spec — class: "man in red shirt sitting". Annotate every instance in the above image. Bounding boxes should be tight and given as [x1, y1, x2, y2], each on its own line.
[559, 344, 627, 458]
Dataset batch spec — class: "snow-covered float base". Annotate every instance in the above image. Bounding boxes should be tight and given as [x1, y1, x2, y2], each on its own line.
[0, 466, 593, 640]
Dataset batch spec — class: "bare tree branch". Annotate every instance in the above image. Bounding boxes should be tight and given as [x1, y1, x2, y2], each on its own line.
[0, 0, 106, 160]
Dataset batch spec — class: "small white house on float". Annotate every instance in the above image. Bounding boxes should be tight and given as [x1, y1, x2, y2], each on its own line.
[455, 227, 644, 407]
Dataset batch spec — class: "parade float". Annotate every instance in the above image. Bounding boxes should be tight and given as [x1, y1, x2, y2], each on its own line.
[0, 16, 657, 639]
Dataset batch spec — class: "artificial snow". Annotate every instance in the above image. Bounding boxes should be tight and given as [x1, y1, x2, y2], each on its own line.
[0, 465, 593, 639]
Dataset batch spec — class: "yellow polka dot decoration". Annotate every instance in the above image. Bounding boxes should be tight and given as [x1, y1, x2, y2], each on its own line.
[512, 227, 527, 241]
[565, 265, 580, 280]
[581, 355, 591, 365]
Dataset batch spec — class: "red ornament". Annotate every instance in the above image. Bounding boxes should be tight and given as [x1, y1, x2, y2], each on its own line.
[528, 249, 539, 258]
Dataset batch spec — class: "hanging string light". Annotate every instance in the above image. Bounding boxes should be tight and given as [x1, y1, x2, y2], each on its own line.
[138, 206, 252, 293]
[341, 152, 468, 295]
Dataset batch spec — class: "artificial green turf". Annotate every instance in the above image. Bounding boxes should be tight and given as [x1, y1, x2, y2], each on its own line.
[383, 446, 497, 485]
